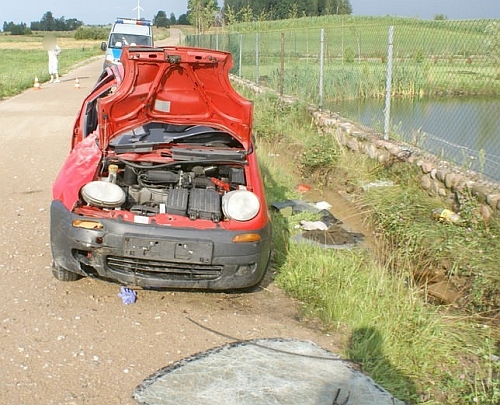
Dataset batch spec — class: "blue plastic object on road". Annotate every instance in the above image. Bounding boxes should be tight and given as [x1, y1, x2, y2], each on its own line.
[118, 286, 137, 304]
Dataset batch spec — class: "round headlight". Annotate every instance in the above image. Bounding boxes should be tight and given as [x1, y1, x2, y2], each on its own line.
[81, 181, 126, 208]
[222, 190, 260, 221]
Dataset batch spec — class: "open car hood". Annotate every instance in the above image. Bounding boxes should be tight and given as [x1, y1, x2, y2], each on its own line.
[97, 46, 253, 150]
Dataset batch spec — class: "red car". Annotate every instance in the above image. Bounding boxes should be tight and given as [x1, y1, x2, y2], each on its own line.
[50, 46, 272, 290]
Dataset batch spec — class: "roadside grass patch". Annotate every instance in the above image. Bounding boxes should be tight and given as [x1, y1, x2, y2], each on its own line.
[0, 35, 102, 99]
[247, 87, 500, 404]
[274, 241, 471, 403]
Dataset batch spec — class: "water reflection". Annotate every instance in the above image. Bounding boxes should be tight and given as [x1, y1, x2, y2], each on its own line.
[332, 98, 500, 183]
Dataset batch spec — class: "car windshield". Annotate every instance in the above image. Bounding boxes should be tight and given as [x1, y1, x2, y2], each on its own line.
[109, 33, 152, 47]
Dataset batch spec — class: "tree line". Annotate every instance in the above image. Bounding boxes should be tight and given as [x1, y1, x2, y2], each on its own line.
[3, 11, 83, 34]
[185, 0, 352, 33]
[2, 0, 354, 36]
[153, 11, 189, 28]
[1, 10, 187, 34]
[223, 0, 352, 21]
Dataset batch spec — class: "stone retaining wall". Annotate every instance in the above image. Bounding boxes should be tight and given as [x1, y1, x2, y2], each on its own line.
[311, 108, 500, 215]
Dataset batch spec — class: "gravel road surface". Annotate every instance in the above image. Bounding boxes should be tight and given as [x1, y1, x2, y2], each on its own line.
[0, 32, 340, 405]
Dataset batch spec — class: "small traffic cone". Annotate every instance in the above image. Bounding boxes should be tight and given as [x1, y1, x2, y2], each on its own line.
[33, 76, 41, 90]
[74, 76, 81, 89]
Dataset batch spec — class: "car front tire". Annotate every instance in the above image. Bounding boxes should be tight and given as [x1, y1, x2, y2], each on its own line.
[52, 262, 82, 282]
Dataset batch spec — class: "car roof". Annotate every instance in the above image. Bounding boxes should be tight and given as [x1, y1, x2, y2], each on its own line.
[109, 18, 152, 37]
[96, 46, 253, 151]
[111, 23, 151, 35]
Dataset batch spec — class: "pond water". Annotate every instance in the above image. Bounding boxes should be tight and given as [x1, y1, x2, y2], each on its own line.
[331, 98, 500, 183]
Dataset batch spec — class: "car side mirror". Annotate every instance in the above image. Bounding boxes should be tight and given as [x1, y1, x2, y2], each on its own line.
[101, 42, 107, 51]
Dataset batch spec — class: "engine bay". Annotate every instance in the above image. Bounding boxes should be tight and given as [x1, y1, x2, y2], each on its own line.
[80, 160, 249, 223]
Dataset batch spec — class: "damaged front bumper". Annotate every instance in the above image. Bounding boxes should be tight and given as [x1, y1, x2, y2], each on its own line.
[50, 200, 271, 290]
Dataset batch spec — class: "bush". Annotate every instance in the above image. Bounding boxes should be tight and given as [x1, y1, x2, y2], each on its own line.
[299, 135, 340, 184]
[74, 26, 109, 41]
[344, 46, 356, 63]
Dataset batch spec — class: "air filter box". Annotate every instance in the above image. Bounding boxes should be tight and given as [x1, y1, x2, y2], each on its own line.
[167, 188, 189, 216]
[188, 188, 221, 222]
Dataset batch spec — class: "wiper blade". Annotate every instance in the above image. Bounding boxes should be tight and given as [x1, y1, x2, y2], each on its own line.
[171, 146, 246, 161]
[165, 131, 239, 147]
[112, 143, 154, 153]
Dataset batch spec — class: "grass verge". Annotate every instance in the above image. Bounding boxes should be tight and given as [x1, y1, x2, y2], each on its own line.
[0, 35, 103, 99]
[243, 87, 500, 404]
[0, 26, 172, 99]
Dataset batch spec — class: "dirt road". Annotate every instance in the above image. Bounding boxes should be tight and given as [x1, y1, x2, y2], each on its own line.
[0, 33, 340, 404]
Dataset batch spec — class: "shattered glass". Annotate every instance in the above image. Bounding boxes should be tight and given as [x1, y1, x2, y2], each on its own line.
[134, 338, 404, 405]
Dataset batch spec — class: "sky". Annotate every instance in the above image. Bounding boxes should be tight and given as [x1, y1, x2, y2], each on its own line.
[2, 0, 499, 26]
[349, 0, 500, 20]
[2, 1, 190, 26]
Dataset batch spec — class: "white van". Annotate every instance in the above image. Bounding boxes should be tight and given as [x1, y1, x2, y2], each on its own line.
[101, 18, 153, 68]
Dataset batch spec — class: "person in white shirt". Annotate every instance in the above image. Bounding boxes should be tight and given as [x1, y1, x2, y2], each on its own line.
[48, 45, 61, 83]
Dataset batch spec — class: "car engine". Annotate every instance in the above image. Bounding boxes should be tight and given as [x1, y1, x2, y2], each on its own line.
[81, 161, 248, 223]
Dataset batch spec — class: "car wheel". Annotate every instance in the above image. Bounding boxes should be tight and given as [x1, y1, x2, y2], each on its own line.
[51, 262, 82, 282]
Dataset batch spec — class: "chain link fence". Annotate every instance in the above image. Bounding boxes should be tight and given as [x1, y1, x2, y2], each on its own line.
[186, 19, 500, 184]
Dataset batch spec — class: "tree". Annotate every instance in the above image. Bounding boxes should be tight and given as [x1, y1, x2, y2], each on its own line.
[288, 3, 300, 19]
[26, 12, 82, 31]
[11, 24, 26, 35]
[240, 5, 254, 22]
[336, 0, 352, 14]
[40, 11, 55, 31]
[222, 5, 239, 25]
[2, 21, 31, 35]
[434, 14, 448, 20]
[154, 10, 170, 28]
[30, 21, 41, 31]
[54, 17, 67, 31]
[65, 18, 83, 30]
[178, 14, 189, 25]
[187, 0, 219, 33]
[169, 13, 177, 25]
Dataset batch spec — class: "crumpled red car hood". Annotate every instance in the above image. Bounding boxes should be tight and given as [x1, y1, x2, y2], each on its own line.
[97, 46, 253, 150]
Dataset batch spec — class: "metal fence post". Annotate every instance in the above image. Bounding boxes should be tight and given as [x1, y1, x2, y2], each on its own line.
[255, 33, 259, 85]
[319, 28, 325, 109]
[280, 32, 284, 97]
[383, 26, 394, 141]
[239, 33, 243, 78]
